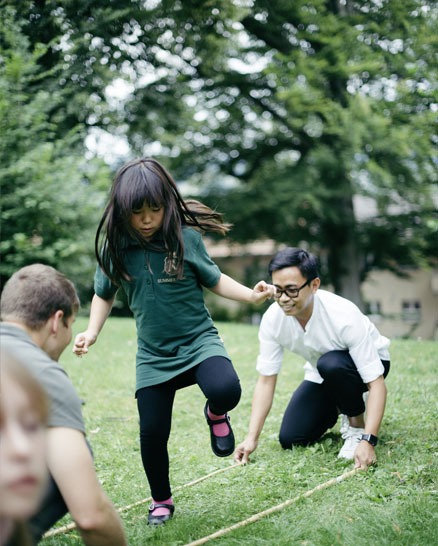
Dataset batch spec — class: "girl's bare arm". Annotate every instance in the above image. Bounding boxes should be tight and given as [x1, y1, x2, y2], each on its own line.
[73, 293, 116, 356]
[208, 273, 276, 305]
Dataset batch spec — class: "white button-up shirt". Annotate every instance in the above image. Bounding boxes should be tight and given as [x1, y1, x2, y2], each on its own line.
[257, 289, 390, 384]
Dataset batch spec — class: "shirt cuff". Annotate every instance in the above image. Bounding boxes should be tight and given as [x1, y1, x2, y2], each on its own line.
[256, 356, 282, 376]
[356, 359, 385, 384]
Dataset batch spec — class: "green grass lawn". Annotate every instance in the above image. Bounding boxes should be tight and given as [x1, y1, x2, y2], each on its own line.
[41, 318, 438, 546]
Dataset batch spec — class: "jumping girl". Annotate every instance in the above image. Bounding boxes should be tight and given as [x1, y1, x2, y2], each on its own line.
[73, 158, 275, 525]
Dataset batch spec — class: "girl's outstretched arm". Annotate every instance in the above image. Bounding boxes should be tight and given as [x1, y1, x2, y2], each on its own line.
[73, 293, 116, 356]
[208, 273, 276, 305]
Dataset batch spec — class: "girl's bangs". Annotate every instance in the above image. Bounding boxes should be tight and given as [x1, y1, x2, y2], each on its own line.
[117, 167, 165, 214]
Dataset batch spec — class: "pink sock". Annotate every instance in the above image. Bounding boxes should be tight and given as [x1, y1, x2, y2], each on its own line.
[151, 496, 173, 517]
[207, 406, 230, 437]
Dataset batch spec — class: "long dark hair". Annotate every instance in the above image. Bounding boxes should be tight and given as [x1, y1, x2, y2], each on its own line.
[96, 158, 231, 283]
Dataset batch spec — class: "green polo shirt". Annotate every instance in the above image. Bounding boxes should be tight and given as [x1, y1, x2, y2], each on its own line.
[94, 227, 229, 392]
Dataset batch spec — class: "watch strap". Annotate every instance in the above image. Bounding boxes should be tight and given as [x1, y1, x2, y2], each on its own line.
[360, 433, 378, 446]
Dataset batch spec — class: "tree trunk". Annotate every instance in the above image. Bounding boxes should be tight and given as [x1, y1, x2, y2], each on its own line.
[325, 192, 365, 311]
[335, 230, 364, 310]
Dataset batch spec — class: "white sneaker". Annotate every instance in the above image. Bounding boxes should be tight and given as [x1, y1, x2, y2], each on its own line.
[338, 426, 365, 459]
[339, 414, 349, 435]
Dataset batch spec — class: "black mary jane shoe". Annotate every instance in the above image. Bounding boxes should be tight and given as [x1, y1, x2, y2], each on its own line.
[204, 401, 235, 457]
[147, 502, 175, 526]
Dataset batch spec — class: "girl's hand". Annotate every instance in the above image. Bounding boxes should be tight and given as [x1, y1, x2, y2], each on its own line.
[73, 330, 97, 357]
[251, 281, 277, 305]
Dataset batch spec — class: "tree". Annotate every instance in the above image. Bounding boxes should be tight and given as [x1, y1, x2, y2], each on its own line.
[3, 0, 148, 137]
[122, 0, 438, 307]
[2, 0, 436, 310]
[0, 8, 110, 300]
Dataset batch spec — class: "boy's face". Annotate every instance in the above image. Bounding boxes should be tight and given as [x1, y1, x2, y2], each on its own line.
[46, 314, 75, 362]
[272, 266, 319, 319]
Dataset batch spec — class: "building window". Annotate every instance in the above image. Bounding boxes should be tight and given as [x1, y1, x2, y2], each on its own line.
[366, 301, 381, 315]
[402, 301, 421, 322]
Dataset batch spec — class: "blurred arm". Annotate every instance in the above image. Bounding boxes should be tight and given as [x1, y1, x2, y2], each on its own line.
[47, 427, 126, 546]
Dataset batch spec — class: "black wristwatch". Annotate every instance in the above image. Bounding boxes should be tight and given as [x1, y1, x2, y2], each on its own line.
[360, 433, 378, 446]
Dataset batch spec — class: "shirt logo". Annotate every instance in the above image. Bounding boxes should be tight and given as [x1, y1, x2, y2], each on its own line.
[163, 253, 178, 276]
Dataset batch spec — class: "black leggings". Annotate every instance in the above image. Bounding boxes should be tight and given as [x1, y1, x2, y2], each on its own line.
[137, 356, 241, 501]
[279, 350, 390, 448]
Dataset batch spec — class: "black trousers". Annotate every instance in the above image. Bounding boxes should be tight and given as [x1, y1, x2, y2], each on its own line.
[279, 350, 390, 448]
[27, 476, 68, 544]
[137, 356, 241, 501]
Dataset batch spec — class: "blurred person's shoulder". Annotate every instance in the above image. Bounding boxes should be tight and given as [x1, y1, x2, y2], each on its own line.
[0, 323, 85, 433]
[1, 323, 64, 377]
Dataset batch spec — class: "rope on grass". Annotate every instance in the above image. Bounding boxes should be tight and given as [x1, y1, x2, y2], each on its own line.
[182, 467, 360, 546]
[43, 461, 244, 538]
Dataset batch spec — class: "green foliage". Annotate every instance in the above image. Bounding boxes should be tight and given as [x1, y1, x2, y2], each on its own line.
[0, 9, 110, 300]
[40, 318, 438, 545]
[1, 1, 437, 309]
[3, 0, 144, 135]
[120, 0, 438, 300]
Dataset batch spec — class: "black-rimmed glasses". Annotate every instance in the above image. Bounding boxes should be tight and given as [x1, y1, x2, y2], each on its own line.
[273, 278, 314, 299]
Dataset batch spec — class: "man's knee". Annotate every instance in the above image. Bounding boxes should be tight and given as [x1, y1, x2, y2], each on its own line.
[317, 351, 347, 379]
[279, 430, 311, 450]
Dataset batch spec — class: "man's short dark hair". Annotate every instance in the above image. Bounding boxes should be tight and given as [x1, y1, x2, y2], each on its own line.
[0, 264, 79, 330]
[268, 248, 319, 280]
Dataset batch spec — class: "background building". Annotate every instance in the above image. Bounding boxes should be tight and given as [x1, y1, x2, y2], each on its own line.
[206, 239, 438, 340]
[362, 269, 438, 340]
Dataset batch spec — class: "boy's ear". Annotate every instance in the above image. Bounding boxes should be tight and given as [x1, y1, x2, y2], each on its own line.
[50, 310, 65, 335]
[311, 277, 321, 292]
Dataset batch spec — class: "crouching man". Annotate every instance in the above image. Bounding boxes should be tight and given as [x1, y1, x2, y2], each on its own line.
[234, 248, 390, 470]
